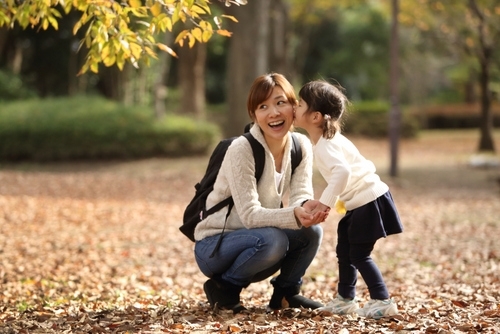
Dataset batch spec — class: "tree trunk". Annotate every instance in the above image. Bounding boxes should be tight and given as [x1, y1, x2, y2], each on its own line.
[0, 27, 8, 59]
[468, 0, 496, 153]
[268, 0, 290, 76]
[99, 65, 127, 102]
[225, 0, 270, 137]
[477, 57, 495, 152]
[178, 37, 207, 119]
[389, 0, 401, 177]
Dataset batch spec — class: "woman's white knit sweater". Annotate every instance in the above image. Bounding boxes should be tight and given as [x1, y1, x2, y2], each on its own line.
[194, 125, 315, 241]
[314, 133, 389, 211]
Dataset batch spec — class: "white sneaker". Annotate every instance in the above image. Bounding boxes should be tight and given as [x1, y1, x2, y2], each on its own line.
[317, 296, 359, 315]
[356, 299, 398, 319]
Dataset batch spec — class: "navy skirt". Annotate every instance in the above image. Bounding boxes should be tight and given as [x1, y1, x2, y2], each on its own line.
[340, 191, 403, 244]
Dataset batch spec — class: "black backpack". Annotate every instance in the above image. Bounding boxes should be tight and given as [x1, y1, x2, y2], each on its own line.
[180, 131, 303, 248]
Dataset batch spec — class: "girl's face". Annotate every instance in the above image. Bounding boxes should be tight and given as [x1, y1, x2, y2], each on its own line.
[293, 98, 312, 130]
[254, 86, 294, 143]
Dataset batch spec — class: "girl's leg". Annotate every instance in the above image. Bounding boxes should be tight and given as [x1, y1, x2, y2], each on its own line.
[195, 227, 289, 287]
[336, 216, 358, 299]
[349, 241, 389, 300]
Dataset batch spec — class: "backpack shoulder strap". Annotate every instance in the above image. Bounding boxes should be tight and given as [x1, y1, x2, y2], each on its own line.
[290, 133, 302, 174]
[242, 132, 265, 182]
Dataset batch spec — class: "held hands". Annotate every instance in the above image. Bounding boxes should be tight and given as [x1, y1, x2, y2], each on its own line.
[294, 200, 330, 227]
[302, 200, 330, 216]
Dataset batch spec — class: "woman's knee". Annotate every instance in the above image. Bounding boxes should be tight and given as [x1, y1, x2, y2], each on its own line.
[303, 224, 323, 248]
[256, 228, 289, 263]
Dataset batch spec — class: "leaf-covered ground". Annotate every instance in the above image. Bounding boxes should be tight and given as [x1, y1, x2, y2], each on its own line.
[1, 130, 499, 333]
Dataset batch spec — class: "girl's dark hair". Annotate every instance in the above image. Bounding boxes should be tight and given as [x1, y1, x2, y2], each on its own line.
[247, 73, 297, 121]
[298, 80, 349, 139]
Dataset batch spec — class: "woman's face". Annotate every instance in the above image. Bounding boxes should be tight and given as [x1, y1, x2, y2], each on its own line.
[254, 86, 294, 143]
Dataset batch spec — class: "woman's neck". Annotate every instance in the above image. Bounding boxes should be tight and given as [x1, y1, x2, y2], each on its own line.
[265, 136, 287, 172]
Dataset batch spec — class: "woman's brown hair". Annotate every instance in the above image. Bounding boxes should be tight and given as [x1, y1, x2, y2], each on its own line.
[247, 73, 297, 121]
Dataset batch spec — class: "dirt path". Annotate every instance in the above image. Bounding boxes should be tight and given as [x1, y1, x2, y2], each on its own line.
[1, 129, 499, 333]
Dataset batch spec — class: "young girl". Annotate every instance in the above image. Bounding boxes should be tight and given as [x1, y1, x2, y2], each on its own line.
[294, 80, 403, 319]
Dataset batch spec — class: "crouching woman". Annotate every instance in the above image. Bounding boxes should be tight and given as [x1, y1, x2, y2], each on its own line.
[193, 73, 328, 313]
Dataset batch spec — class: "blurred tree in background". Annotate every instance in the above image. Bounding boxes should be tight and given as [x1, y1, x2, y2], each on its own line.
[0, 0, 498, 152]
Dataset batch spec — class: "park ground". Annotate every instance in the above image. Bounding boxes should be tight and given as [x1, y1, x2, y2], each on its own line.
[1, 129, 500, 333]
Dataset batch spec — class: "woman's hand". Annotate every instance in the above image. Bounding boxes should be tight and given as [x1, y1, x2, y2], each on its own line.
[294, 205, 329, 227]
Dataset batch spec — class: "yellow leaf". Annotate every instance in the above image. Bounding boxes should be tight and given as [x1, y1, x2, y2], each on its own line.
[48, 16, 59, 30]
[28, 15, 37, 26]
[202, 30, 212, 42]
[199, 20, 212, 32]
[144, 46, 157, 58]
[188, 34, 195, 48]
[129, 0, 141, 8]
[77, 63, 89, 76]
[221, 14, 238, 23]
[216, 29, 232, 37]
[90, 61, 99, 73]
[101, 44, 111, 60]
[156, 42, 177, 57]
[174, 29, 189, 44]
[190, 4, 207, 14]
[179, 10, 186, 22]
[164, 16, 172, 31]
[172, 5, 180, 23]
[130, 42, 142, 60]
[191, 27, 202, 42]
[116, 57, 125, 70]
[42, 18, 49, 30]
[196, 0, 211, 14]
[150, 2, 162, 16]
[103, 54, 116, 67]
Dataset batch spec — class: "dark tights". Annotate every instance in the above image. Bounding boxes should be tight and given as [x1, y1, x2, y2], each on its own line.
[336, 219, 389, 300]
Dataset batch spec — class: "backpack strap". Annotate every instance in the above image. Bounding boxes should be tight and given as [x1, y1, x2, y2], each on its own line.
[204, 133, 264, 219]
[290, 133, 302, 174]
[242, 132, 265, 181]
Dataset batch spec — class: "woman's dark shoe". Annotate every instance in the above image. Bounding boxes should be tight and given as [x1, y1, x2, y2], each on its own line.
[203, 277, 246, 313]
[268, 278, 323, 310]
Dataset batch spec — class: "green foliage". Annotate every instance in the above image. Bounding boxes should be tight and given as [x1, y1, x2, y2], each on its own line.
[0, 70, 38, 101]
[343, 100, 420, 138]
[0, 96, 220, 161]
[301, 4, 390, 101]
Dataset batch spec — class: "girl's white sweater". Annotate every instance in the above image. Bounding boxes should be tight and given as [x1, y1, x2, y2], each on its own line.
[313, 133, 388, 211]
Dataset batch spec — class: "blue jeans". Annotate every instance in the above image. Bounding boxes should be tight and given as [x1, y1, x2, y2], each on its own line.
[195, 226, 323, 288]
